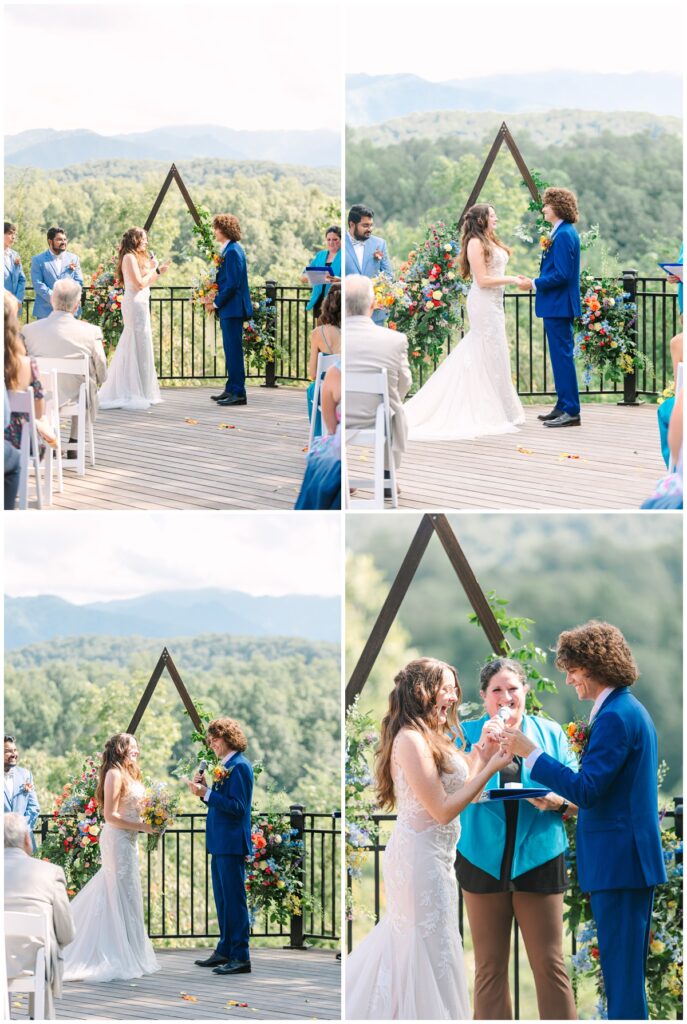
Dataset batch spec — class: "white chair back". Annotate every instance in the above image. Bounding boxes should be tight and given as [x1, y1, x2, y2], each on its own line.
[345, 369, 397, 508]
[8, 389, 43, 510]
[35, 354, 94, 476]
[308, 352, 339, 448]
[5, 908, 49, 1021]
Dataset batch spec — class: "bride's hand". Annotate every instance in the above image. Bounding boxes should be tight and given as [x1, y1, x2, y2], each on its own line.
[140, 822, 157, 835]
[486, 746, 512, 774]
[158, 261, 171, 274]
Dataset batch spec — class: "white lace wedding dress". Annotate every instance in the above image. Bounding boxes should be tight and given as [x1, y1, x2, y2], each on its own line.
[405, 247, 524, 439]
[346, 743, 471, 1020]
[62, 780, 160, 982]
[98, 274, 162, 410]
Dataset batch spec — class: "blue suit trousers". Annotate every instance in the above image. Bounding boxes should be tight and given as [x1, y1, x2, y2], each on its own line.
[544, 317, 580, 415]
[220, 317, 246, 396]
[211, 854, 250, 962]
[590, 887, 654, 1020]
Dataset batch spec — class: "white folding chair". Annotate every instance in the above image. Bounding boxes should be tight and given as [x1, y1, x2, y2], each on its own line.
[5, 909, 49, 1021]
[308, 352, 339, 449]
[345, 369, 398, 509]
[8, 390, 43, 510]
[35, 355, 94, 476]
[40, 368, 64, 501]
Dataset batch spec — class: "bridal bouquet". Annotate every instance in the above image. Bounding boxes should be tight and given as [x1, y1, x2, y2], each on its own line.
[140, 781, 179, 852]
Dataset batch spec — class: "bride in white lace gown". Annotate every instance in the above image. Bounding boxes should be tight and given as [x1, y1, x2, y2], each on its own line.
[405, 205, 525, 440]
[99, 228, 169, 411]
[346, 658, 511, 1020]
[63, 733, 160, 983]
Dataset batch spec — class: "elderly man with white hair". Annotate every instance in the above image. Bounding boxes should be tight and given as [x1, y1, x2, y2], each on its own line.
[21, 278, 107, 452]
[345, 274, 412, 492]
[5, 811, 75, 1018]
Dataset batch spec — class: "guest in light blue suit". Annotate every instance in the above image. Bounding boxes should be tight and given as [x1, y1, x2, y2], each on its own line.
[519, 188, 582, 427]
[304, 225, 342, 318]
[345, 204, 393, 325]
[4, 735, 40, 852]
[504, 621, 667, 1021]
[31, 226, 83, 320]
[188, 717, 253, 975]
[4, 222, 26, 306]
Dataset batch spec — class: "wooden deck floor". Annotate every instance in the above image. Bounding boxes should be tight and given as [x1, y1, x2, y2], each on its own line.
[9, 947, 340, 1020]
[347, 402, 667, 511]
[42, 385, 310, 511]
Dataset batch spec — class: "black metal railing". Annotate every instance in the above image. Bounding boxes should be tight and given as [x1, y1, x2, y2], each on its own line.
[346, 797, 682, 1019]
[36, 805, 340, 947]
[415, 273, 678, 400]
[19, 283, 317, 385]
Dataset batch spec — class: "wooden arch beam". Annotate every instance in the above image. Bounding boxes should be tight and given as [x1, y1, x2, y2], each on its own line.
[143, 163, 201, 234]
[457, 122, 540, 230]
[127, 647, 204, 734]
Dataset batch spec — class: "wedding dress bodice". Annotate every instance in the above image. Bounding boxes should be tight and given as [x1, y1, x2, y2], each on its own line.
[470, 245, 509, 304]
[392, 745, 467, 841]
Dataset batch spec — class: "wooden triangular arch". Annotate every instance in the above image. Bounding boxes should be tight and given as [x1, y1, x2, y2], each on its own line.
[457, 122, 540, 230]
[127, 647, 203, 734]
[346, 514, 509, 707]
[143, 163, 201, 233]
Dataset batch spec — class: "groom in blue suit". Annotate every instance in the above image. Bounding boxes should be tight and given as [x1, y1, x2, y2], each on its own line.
[504, 622, 667, 1020]
[208, 214, 253, 407]
[31, 226, 83, 320]
[345, 205, 393, 325]
[4, 736, 40, 851]
[4, 223, 26, 305]
[519, 188, 582, 427]
[188, 717, 254, 975]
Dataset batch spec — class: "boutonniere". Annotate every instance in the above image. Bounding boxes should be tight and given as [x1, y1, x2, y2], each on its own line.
[565, 719, 593, 761]
[14, 256, 21, 266]
[540, 235, 553, 255]
[373, 249, 384, 262]
[68, 261, 77, 272]
[212, 764, 233, 784]
[22, 780, 34, 793]
[213, 253, 224, 267]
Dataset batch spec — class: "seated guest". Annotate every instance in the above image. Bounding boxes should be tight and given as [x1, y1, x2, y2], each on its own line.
[4, 386, 20, 509]
[658, 247, 683, 465]
[302, 225, 342, 319]
[295, 363, 341, 510]
[4, 291, 55, 453]
[345, 274, 412, 494]
[643, 389, 683, 509]
[5, 812, 75, 1019]
[22, 279, 108, 450]
[4, 736, 40, 849]
[4, 222, 26, 305]
[307, 284, 341, 436]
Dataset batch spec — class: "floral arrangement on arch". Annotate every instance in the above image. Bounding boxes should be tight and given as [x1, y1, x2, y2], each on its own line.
[372, 222, 469, 368]
[345, 700, 380, 921]
[574, 271, 647, 386]
[38, 754, 103, 895]
[246, 811, 315, 927]
[82, 257, 124, 353]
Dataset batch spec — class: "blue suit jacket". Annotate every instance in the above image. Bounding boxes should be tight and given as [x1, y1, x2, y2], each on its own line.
[534, 221, 581, 320]
[344, 233, 393, 279]
[457, 715, 577, 879]
[4, 765, 40, 826]
[306, 248, 342, 311]
[4, 249, 26, 303]
[214, 241, 253, 321]
[31, 250, 84, 319]
[531, 687, 667, 892]
[205, 752, 253, 857]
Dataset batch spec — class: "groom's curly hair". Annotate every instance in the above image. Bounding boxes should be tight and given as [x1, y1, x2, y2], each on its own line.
[207, 717, 248, 752]
[212, 214, 242, 242]
[542, 187, 579, 224]
[555, 621, 639, 688]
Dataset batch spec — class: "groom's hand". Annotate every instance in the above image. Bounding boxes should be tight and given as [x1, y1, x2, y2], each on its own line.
[187, 780, 208, 798]
[517, 276, 534, 291]
[501, 727, 536, 758]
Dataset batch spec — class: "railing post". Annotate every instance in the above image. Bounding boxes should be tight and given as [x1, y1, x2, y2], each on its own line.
[675, 796, 683, 844]
[619, 269, 641, 405]
[286, 803, 306, 949]
[262, 279, 278, 389]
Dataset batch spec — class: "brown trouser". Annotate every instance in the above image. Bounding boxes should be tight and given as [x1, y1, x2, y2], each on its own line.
[463, 889, 577, 1020]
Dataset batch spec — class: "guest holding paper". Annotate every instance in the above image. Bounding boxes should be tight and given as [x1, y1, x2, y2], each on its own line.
[455, 659, 577, 1020]
[302, 225, 341, 318]
[307, 284, 341, 436]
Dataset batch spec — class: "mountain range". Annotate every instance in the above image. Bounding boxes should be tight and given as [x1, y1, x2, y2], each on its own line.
[4, 125, 340, 170]
[346, 71, 683, 125]
[4, 589, 340, 650]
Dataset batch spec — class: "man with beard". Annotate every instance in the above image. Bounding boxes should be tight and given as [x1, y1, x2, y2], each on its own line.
[345, 205, 392, 325]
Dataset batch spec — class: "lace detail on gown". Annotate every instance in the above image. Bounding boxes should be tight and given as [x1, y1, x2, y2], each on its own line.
[405, 246, 525, 440]
[346, 741, 471, 1020]
[62, 780, 160, 982]
[98, 282, 162, 410]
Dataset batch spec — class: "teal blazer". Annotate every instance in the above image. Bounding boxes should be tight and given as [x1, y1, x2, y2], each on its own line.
[456, 714, 578, 880]
[306, 248, 341, 311]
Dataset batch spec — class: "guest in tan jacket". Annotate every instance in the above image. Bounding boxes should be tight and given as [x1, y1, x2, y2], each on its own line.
[5, 811, 75, 1019]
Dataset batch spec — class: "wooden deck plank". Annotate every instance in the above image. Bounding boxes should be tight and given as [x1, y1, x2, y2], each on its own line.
[36, 385, 310, 511]
[9, 948, 340, 1021]
[347, 403, 666, 510]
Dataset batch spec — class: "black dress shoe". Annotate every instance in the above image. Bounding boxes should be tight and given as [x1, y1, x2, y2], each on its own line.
[195, 953, 230, 967]
[544, 412, 581, 428]
[216, 395, 247, 407]
[537, 407, 562, 421]
[211, 391, 230, 402]
[212, 959, 252, 975]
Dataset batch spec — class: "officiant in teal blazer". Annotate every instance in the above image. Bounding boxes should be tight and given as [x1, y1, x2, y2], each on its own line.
[305, 226, 341, 316]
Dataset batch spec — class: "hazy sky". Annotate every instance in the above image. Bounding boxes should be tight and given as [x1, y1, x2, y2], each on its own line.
[345, 0, 684, 79]
[4, 513, 342, 602]
[4, 3, 343, 135]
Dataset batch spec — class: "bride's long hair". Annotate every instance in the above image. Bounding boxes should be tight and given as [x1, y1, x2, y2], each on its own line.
[95, 732, 141, 809]
[375, 658, 464, 811]
[458, 204, 511, 280]
[116, 227, 150, 285]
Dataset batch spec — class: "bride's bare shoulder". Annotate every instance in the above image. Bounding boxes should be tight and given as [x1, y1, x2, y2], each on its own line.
[395, 728, 430, 758]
